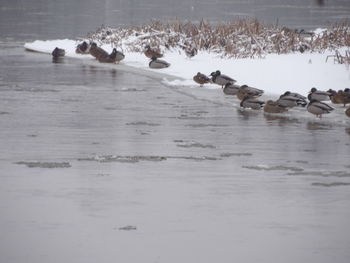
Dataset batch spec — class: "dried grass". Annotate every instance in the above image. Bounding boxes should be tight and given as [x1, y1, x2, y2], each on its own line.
[85, 18, 350, 59]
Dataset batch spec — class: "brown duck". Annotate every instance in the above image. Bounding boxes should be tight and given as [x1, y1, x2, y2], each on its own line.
[144, 45, 163, 59]
[89, 43, 109, 60]
[264, 100, 288, 114]
[193, 72, 210, 87]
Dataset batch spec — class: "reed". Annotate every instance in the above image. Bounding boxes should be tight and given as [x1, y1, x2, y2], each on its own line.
[86, 18, 350, 59]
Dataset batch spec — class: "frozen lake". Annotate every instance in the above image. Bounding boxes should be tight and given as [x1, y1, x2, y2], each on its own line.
[1, 42, 350, 263]
[1, 0, 350, 262]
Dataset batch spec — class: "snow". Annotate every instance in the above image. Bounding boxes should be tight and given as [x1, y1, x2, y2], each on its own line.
[24, 39, 350, 97]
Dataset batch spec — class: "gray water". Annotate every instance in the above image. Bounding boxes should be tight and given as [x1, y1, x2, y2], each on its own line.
[1, 0, 350, 41]
[1, 1, 350, 263]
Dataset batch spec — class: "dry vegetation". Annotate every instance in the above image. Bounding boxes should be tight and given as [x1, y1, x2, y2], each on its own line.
[85, 18, 350, 59]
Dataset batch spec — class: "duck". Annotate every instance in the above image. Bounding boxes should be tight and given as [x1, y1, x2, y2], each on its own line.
[210, 70, 236, 87]
[277, 93, 307, 108]
[185, 46, 198, 58]
[346, 106, 350, 117]
[97, 48, 125, 63]
[307, 100, 334, 118]
[328, 89, 350, 107]
[280, 91, 306, 100]
[89, 42, 109, 60]
[52, 47, 65, 57]
[264, 100, 288, 114]
[193, 72, 210, 87]
[236, 84, 264, 100]
[75, 41, 90, 54]
[144, 45, 163, 59]
[308, 87, 331, 102]
[149, 57, 170, 69]
[223, 82, 240, 95]
[240, 96, 265, 110]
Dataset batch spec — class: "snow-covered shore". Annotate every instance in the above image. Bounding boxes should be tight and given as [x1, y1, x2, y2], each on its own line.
[24, 39, 350, 98]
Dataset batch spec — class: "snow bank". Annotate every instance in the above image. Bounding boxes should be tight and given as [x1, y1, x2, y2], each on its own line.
[24, 39, 350, 97]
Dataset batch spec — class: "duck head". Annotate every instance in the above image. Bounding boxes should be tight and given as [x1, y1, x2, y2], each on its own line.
[310, 87, 317, 93]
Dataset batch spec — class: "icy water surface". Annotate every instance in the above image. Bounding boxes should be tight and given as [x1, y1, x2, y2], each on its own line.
[1, 0, 350, 41]
[1, 42, 350, 263]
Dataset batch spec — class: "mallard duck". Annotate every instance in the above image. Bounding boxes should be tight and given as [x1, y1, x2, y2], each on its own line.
[98, 48, 125, 63]
[346, 106, 350, 117]
[193, 72, 210, 87]
[223, 83, 240, 95]
[75, 41, 90, 54]
[328, 89, 350, 107]
[210, 70, 236, 87]
[277, 93, 307, 108]
[240, 96, 265, 110]
[52, 47, 65, 57]
[149, 57, 170, 69]
[307, 100, 334, 118]
[236, 84, 264, 100]
[281, 91, 306, 100]
[308, 87, 331, 102]
[264, 100, 288, 114]
[144, 45, 163, 59]
[185, 47, 198, 58]
[89, 43, 109, 60]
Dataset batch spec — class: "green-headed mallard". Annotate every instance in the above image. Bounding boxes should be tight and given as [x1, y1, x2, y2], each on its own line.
[149, 57, 170, 69]
[277, 93, 307, 108]
[236, 84, 264, 100]
[307, 100, 334, 118]
[240, 96, 265, 110]
[308, 87, 331, 102]
[210, 70, 236, 88]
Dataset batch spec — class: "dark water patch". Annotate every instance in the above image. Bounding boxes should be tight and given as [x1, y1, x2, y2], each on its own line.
[312, 182, 350, 187]
[194, 111, 209, 115]
[120, 88, 146, 92]
[173, 139, 184, 143]
[78, 154, 220, 163]
[118, 225, 137, 231]
[175, 114, 204, 120]
[295, 160, 309, 164]
[126, 121, 160, 127]
[13, 87, 60, 93]
[304, 149, 317, 152]
[0, 111, 10, 115]
[220, 152, 253, 157]
[78, 155, 167, 163]
[176, 142, 216, 149]
[345, 165, 350, 169]
[186, 123, 230, 128]
[243, 165, 304, 172]
[15, 161, 71, 168]
[170, 156, 220, 161]
[288, 171, 350, 177]
[27, 134, 38, 137]
[61, 98, 80, 102]
[104, 107, 118, 111]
